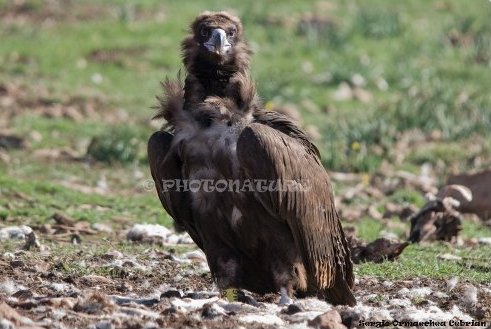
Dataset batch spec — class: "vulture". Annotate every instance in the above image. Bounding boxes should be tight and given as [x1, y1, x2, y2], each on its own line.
[148, 11, 356, 306]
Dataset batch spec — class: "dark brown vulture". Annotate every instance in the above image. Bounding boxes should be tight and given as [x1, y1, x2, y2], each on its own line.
[148, 11, 356, 306]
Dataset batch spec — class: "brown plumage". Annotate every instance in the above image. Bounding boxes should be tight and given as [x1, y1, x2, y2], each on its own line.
[148, 11, 356, 306]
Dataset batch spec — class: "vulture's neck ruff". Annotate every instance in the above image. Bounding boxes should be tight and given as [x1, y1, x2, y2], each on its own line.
[180, 12, 252, 111]
[191, 60, 238, 97]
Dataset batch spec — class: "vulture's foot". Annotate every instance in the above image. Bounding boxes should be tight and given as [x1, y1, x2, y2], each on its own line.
[279, 287, 293, 305]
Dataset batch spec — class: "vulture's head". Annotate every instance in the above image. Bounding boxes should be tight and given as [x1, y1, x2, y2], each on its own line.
[182, 11, 250, 70]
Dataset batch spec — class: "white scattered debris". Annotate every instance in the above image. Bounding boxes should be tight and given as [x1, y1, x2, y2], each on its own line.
[478, 237, 491, 245]
[93, 321, 113, 329]
[404, 287, 433, 298]
[437, 253, 462, 261]
[91, 73, 103, 84]
[379, 231, 399, 240]
[382, 281, 394, 288]
[447, 277, 459, 291]
[288, 311, 324, 323]
[389, 298, 412, 308]
[0, 225, 33, 241]
[333, 82, 353, 101]
[165, 232, 194, 245]
[201, 302, 227, 318]
[127, 224, 172, 243]
[240, 313, 284, 326]
[1, 252, 15, 260]
[171, 297, 219, 312]
[0, 280, 27, 295]
[369, 308, 393, 321]
[296, 298, 332, 313]
[118, 306, 160, 318]
[48, 282, 74, 293]
[432, 291, 449, 299]
[219, 301, 258, 314]
[183, 250, 207, 262]
[96, 176, 109, 191]
[375, 77, 389, 91]
[168, 255, 191, 265]
[461, 284, 478, 307]
[402, 305, 472, 322]
[91, 222, 113, 233]
[351, 73, 366, 87]
[126, 224, 194, 246]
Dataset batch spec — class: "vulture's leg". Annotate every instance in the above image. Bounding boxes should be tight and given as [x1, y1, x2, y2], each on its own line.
[279, 287, 293, 305]
[207, 245, 258, 305]
[271, 254, 296, 305]
[207, 246, 241, 295]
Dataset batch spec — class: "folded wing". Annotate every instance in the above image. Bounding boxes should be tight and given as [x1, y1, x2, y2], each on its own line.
[237, 117, 355, 305]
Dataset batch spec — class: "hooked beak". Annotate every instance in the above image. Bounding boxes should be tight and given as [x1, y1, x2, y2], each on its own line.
[204, 28, 231, 55]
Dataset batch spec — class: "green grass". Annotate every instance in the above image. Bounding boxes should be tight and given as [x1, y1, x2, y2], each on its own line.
[357, 243, 491, 283]
[0, 171, 171, 227]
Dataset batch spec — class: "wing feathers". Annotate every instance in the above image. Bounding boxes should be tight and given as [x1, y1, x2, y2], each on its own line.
[237, 122, 354, 304]
[147, 131, 204, 249]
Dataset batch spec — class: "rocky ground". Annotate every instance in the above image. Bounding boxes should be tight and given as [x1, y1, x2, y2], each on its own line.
[1, 222, 490, 329]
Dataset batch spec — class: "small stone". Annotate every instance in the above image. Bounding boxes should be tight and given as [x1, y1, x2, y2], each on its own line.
[9, 260, 24, 268]
[95, 321, 114, 329]
[283, 303, 303, 315]
[340, 309, 361, 329]
[12, 289, 33, 300]
[161, 290, 182, 299]
[116, 282, 132, 293]
[201, 302, 226, 319]
[308, 310, 347, 329]
[73, 292, 114, 314]
[162, 306, 179, 315]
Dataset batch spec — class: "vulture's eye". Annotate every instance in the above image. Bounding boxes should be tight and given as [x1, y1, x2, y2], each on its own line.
[228, 28, 236, 37]
[200, 27, 209, 37]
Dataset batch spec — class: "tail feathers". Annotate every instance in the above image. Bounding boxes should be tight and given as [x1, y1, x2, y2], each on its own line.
[153, 72, 185, 129]
[322, 230, 356, 306]
[322, 276, 357, 306]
